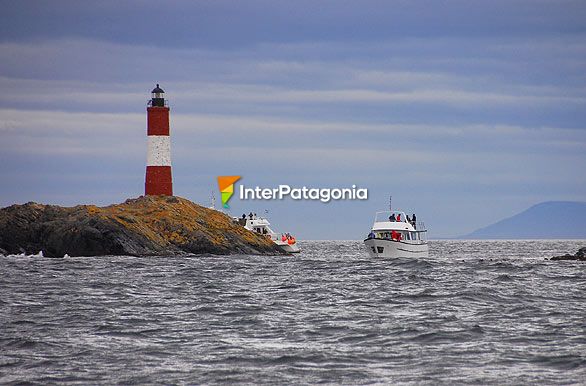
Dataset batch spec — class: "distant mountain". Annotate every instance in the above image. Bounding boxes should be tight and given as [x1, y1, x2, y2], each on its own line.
[460, 201, 586, 239]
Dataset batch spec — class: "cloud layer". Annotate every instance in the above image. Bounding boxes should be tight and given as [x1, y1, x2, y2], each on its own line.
[1, 2, 585, 238]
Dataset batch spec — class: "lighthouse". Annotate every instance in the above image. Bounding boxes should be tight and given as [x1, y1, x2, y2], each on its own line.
[145, 84, 173, 196]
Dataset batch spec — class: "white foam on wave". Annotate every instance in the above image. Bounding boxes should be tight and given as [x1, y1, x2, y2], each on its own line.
[2, 251, 44, 258]
[1, 250, 75, 258]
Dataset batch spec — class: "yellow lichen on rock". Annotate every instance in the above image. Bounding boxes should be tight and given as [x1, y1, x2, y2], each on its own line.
[0, 196, 286, 257]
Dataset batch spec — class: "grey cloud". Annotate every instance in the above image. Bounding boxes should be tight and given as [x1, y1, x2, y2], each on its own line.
[1, 1, 586, 237]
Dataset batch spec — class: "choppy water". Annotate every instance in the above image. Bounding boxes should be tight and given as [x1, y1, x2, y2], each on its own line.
[1, 240, 586, 385]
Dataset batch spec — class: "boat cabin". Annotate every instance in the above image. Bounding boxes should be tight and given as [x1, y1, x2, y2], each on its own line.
[233, 215, 275, 235]
[369, 211, 427, 242]
[249, 218, 272, 235]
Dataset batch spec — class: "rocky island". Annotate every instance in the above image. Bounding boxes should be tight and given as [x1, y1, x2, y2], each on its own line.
[550, 247, 586, 261]
[0, 196, 286, 257]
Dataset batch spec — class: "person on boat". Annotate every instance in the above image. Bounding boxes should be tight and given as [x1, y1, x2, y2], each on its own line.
[412, 213, 417, 229]
[249, 212, 253, 220]
[397, 213, 401, 222]
[367, 231, 375, 239]
[389, 213, 396, 222]
[391, 230, 398, 240]
[281, 234, 287, 242]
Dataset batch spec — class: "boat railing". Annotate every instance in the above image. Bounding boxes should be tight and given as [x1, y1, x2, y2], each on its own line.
[248, 216, 269, 222]
[375, 211, 411, 223]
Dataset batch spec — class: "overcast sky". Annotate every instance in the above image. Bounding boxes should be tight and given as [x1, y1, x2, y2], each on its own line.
[1, 0, 585, 239]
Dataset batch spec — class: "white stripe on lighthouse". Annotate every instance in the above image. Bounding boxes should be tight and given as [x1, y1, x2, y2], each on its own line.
[147, 135, 171, 166]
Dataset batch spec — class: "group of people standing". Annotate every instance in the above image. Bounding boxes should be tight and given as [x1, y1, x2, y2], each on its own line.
[388, 212, 417, 229]
[281, 233, 296, 245]
[242, 212, 258, 220]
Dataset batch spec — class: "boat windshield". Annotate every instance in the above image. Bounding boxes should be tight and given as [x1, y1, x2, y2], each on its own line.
[374, 211, 408, 223]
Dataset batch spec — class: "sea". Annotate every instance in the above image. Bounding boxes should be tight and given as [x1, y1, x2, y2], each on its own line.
[1, 240, 585, 385]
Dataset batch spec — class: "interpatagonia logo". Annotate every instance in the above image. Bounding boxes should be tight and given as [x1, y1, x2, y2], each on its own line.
[240, 184, 368, 203]
[217, 176, 241, 208]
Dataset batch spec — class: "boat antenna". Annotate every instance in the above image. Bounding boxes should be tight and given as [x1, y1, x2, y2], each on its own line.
[389, 195, 392, 211]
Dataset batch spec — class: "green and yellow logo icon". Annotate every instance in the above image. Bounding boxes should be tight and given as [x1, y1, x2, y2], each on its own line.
[217, 176, 241, 209]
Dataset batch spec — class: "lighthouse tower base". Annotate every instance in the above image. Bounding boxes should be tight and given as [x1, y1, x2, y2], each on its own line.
[145, 166, 173, 196]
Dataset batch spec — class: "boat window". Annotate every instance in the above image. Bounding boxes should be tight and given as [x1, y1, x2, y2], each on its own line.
[377, 247, 384, 253]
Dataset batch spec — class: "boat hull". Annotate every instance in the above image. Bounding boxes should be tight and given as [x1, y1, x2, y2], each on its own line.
[364, 238, 428, 258]
[276, 242, 301, 253]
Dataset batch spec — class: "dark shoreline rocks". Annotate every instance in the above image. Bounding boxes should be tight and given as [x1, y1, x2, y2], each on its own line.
[550, 247, 586, 261]
[0, 196, 286, 257]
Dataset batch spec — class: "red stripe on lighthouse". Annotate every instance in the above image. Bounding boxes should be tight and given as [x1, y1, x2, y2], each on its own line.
[145, 166, 173, 196]
[147, 107, 170, 136]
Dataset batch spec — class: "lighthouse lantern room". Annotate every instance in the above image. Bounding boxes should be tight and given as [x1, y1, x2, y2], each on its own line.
[145, 84, 173, 196]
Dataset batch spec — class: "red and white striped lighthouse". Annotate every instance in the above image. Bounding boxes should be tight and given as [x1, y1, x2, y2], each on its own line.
[145, 84, 173, 196]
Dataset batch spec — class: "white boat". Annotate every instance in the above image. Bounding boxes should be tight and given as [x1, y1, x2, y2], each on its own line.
[234, 214, 301, 253]
[364, 211, 428, 258]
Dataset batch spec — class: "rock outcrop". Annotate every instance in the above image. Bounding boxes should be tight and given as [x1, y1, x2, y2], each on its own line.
[0, 196, 286, 257]
[551, 247, 586, 261]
